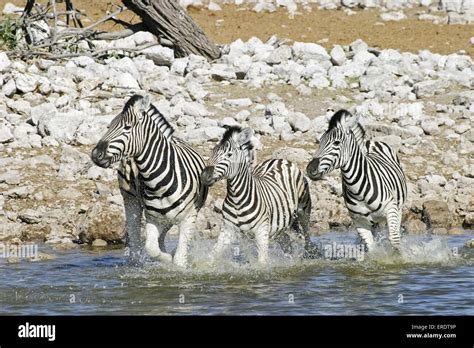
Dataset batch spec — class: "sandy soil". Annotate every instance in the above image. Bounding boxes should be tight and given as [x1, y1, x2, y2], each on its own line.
[1, 1, 473, 56]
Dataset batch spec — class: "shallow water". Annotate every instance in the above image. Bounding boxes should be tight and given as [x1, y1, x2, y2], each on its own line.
[1, 231, 473, 315]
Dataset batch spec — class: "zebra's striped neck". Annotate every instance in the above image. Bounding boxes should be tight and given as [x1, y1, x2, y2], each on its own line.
[340, 134, 366, 193]
[226, 163, 254, 203]
[134, 119, 172, 179]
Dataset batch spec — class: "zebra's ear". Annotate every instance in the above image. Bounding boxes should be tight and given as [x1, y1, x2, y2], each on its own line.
[140, 95, 151, 114]
[237, 127, 254, 146]
[340, 111, 360, 131]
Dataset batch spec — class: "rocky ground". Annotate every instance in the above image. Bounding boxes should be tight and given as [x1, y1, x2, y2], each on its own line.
[0, 1, 473, 250]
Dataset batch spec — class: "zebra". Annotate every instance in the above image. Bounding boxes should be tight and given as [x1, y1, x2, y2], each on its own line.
[200, 126, 318, 264]
[306, 109, 407, 252]
[91, 94, 208, 268]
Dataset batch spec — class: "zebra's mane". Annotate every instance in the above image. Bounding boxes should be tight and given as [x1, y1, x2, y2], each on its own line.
[328, 109, 366, 149]
[126, 95, 174, 139]
[221, 126, 255, 165]
[221, 126, 255, 152]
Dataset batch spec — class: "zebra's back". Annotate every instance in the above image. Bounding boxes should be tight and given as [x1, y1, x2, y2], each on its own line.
[224, 159, 307, 236]
[118, 137, 208, 222]
[345, 140, 407, 215]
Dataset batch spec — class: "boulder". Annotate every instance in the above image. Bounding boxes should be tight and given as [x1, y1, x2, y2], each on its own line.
[287, 112, 311, 132]
[330, 45, 346, 66]
[0, 52, 12, 72]
[422, 200, 451, 228]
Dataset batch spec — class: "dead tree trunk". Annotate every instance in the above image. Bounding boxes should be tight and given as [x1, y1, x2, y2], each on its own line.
[122, 0, 221, 61]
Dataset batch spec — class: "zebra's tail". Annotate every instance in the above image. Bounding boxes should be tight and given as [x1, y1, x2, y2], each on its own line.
[195, 181, 209, 211]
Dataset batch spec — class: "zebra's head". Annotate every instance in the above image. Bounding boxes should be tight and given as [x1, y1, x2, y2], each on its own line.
[91, 94, 151, 168]
[201, 126, 254, 186]
[307, 109, 361, 180]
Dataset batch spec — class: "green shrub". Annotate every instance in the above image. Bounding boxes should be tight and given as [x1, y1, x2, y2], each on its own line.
[0, 16, 18, 50]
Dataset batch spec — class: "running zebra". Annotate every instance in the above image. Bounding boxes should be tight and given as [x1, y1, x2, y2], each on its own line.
[91, 94, 208, 268]
[306, 110, 407, 251]
[201, 126, 318, 264]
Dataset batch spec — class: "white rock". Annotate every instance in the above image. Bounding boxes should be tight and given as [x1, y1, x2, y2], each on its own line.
[71, 56, 95, 68]
[220, 117, 239, 127]
[2, 78, 16, 97]
[7, 91, 28, 109]
[171, 58, 189, 76]
[37, 111, 87, 143]
[380, 11, 407, 21]
[210, 65, 236, 81]
[292, 42, 330, 62]
[2, 2, 23, 15]
[309, 74, 330, 89]
[271, 116, 292, 134]
[0, 52, 12, 72]
[425, 174, 447, 186]
[55, 95, 70, 108]
[421, 119, 440, 135]
[130, 31, 158, 46]
[140, 45, 174, 66]
[379, 49, 403, 62]
[58, 145, 90, 181]
[414, 79, 449, 98]
[265, 46, 293, 64]
[107, 72, 139, 89]
[273, 147, 312, 163]
[224, 98, 252, 108]
[439, 0, 463, 12]
[330, 45, 346, 66]
[350, 39, 369, 53]
[233, 110, 251, 121]
[75, 115, 115, 146]
[182, 102, 209, 117]
[29, 103, 57, 126]
[265, 101, 289, 116]
[470, 37, 474, 45]
[150, 80, 184, 98]
[249, 117, 274, 134]
[352, 50, 376, 65]
[109, 57, 140, 80]
[0, 126, 13, 143]
[14, 73, 38, 93]
[287, 112, 311, 132]
[208, 1, 222, 11]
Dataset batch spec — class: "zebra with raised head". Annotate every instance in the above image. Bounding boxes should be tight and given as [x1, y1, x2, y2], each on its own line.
[91, 94, 208, 268]
[306, 110, 407, 252]
[201, 126, 318, 264]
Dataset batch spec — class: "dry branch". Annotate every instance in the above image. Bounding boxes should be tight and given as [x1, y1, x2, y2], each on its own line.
[122, 0, 221, 61]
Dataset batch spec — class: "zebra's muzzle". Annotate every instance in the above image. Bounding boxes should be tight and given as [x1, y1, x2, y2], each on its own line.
[91, 145, 112, 168]
[306, 158, 323, 181]
[201, 166, 216, 186]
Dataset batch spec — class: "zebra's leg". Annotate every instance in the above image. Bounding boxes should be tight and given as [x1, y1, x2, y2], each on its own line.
[173, 211, 198, 268]
[386, 206, 402, 251]
[158, 224, 172, 254]
[144, 221, 173, 263]
[354, 217, 376, 252]
[277, 232, 293, 255]
[210, 221, 237, 263]
[255, 225, 270, 265]
[122, 189, 143, 263]
[297, 187, 320, 259]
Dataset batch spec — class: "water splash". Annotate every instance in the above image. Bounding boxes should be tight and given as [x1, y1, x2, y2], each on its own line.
[119, 232, 473, 281]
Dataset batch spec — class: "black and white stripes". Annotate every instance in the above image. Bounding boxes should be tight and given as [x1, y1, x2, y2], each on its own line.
[307, 109, 407, 251]
[201, 126, 316, 264]
[91, 94, 208, 267]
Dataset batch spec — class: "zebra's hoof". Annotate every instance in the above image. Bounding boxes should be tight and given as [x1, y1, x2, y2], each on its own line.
[172, 255, 188, 269]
